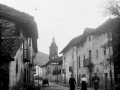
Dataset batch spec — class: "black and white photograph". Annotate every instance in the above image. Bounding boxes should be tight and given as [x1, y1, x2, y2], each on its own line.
[0, 0, 120, 90]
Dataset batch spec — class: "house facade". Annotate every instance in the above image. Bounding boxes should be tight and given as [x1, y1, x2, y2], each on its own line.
[60, 35, 82, 85]
[61, 48, 75, 85]
[76, 29, 114, 90]
[0, 4, 38, 90]
[60, 18, 120, 90]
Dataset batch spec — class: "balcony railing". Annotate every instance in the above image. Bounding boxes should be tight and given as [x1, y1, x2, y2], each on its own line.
[83, 57, 93, 67]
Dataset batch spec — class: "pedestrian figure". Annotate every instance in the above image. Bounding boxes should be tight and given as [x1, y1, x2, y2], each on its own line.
[69, 74, 76, 90]
[81, 74, 88, 90]
[92, 73, 100, 90]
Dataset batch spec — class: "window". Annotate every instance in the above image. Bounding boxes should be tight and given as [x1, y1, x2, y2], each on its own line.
[79, 57, 80, 68]
[84, 55, 85, 60]
[96, 50, 98, 58]
[89, 50, 91, 57]
[64, 57, 66, 63]
[89, 35, 91, 41]
[104, 48, 106, 56]
[16, 60, 18, 74]
[83, 55, 85, 66]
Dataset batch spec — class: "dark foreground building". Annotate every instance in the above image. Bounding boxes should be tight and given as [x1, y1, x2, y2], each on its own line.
[0, 4, 38, 90]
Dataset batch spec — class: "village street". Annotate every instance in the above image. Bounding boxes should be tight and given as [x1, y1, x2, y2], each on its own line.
[0, 1, 120, 90]
[34, 80, 100, 90]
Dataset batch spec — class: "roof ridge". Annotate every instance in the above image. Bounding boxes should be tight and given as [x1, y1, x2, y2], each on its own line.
[0, 4, 34, 22]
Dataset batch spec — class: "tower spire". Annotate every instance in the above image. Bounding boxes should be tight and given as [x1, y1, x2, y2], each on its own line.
[53, 35, 55, 42]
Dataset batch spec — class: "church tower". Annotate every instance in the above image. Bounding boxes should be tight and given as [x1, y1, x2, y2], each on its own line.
[49, 36, 58, 61]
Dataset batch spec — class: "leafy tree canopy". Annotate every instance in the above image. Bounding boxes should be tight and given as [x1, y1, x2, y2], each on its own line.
[103, 0, 120, 18]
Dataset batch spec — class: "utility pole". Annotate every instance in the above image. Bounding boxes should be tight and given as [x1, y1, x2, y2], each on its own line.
[72, 47, 78, 86]
[57, 56, 58, 84]
[107, 29, 113, 90]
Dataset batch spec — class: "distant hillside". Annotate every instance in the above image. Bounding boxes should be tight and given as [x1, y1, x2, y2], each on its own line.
[34, 51, 49, 66]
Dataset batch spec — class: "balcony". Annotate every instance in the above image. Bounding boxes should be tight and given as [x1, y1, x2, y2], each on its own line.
[53, 69, 61, 75]
[83, 57, 93, 67]
[23, 49, 30, 63]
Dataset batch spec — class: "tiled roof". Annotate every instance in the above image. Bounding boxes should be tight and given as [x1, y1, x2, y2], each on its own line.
[1, 37, 23, 58]
[60, 18, 120, 55]
[75, 28, 95, 46]
[60, 28, 94, 54]
[60, 35, 82, 54]
[41, 56, 62, 67]
[0, 4, 38, 39]
[91, 18, 120, 35]
[0, 4, 34, 23]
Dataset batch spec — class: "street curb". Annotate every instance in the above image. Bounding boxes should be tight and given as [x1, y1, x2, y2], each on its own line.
[50, 81, 81, 89]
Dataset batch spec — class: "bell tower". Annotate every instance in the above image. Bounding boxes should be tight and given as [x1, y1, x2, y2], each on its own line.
[49, 36, 58, 61]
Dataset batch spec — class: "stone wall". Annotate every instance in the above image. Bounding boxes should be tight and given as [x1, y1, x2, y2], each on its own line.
[77, 33, 114, 89]
[9, 44, 24, 90]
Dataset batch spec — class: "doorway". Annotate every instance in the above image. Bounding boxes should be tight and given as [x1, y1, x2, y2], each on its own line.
[89, 70, 92, 87]
[105, 73, 108, 90]
[79, 74, 81, 86]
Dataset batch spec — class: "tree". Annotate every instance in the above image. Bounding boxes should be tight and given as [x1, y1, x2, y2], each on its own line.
[103, 0, 120, 18]
[103, 1, 120, 89]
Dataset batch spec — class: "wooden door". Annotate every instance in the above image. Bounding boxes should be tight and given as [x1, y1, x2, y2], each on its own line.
[105, 73, 108, 90]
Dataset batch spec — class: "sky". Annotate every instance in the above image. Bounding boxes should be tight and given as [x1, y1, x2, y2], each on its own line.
[1, 0, 109, 55]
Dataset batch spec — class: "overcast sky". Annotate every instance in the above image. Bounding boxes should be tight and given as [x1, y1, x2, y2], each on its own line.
[1, 0, 109, 55]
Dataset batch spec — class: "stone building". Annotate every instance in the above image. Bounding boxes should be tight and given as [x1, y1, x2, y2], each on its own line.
[60, 18, 120, 90]
[76, 27, 114, 90]
[90, 18, 120, 90]
[60, 35, 82, 85]
[0, 4, 38, 90]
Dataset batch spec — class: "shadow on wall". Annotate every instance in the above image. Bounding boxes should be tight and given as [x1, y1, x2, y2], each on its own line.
[10, 70, 24, 90]
[66, 78, 69, 85]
